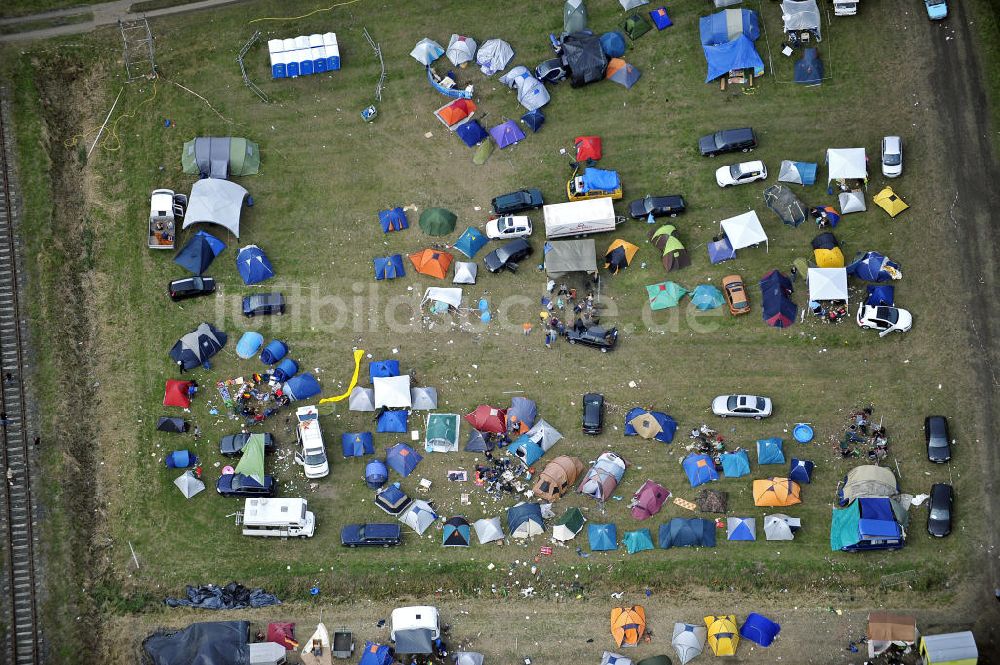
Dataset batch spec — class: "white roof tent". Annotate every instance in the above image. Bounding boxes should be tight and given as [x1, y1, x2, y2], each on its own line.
[182, 178, 249, 238]
[720, 210, 768, 252]
[373, 375, 411, 409]
[421, 287, 463, 309]
[807, 267, 848, 303]
[826, 148, 868, 184]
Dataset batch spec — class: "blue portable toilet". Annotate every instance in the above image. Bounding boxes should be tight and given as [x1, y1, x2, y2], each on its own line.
[364, 460, 389, 489]
[260, 339, 288, 365]
[272, 357, 298, 382]
[287, 57, 299, 78]
[377, 410, 409, 433]
[324, 33, 340, 70]
[269, 40, 287, 79]
[299, 45, 314, 76]
[236, 331, 264, 359]
[342, 432, 375, 458]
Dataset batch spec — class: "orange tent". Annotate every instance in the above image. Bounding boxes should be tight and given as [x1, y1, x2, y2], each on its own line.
[533, 456, 585, 502]
[408, 249, 453, 279]
[606, 57, 627, 78]
[611, 605, 647, 647]
[752, 477, 802, 507]
[605, 239, 639, 274]
[436, 99, 477, 127]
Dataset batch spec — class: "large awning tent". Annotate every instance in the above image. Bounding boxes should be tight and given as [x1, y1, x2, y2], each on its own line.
[808, 267, 848, 302]
[144, 621, 251, 665]
[181, 137, 260, 179]
[545, 239, 598, 277]
[826, 148, 868, 185]
[781, 0, 821, 38]
[720, 211, 768, 252]
[182, 178, 250, 239]
[699, 9, 764, 82]
[838, 464, 898, 504]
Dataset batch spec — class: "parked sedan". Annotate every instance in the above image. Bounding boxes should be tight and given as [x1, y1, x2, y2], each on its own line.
[925, 415, 951, 463]
[484, 238, 532, 273]
[220, 432, 276, 456]
[716, 160, 767, 187]
[698, 127, 757, 157]
[565, 324, 618, 352]
[627, 195, 686, 219]
[582, 392, 605, 435]
[216, 472, 276, 498]
[340, 522, 402, 547]
[485, 215, 532, 239]
[242, 293, 285, 317]
[722, 274, 750, 316]
[927, 483, 953, 537]
[491, 188, 544, 215]
[712, 394, 772, 419]
[856, 303, 912, 336]
[168, 276, 216, 301]
[881, 136, 903, 178]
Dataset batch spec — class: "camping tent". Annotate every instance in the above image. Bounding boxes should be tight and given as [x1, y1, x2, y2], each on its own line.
[605, 239, 639, 274]
[812, 232, 845, 267]
[703, 35, 764, 82]
[839, 190, 866, 214]
[777, 160, 818, 185]
[425, 413, 460, 453]
[620, 13, 652, 40]
[456, 120, 489, 147]
[235, 331, 263, 359]
[589, 523, 618, 551]
[181, 137, 260, 178]
[442, 516, 471, 547]
[789, 458, 815, 484]
[826, 148, 868, 184]
[576, 135, 602, 162]
[764, 185, 807, 227]
[516, 75, 550, 112]
[753, 477, 802, 507]
[358, 642, 393, 665]
[867, 613, 917, 658]
[349, 387, 375, 411]
[808, 268, 848, 302]
[545, 239, 598, 277]
[169, 323, 227, 371]
[419, 208, 457, 236]
[378, 207, 409, 232]
[763, 513, 800, 540]
[727, 517, 756, 541]
[163, 380, 193, 408]
[182, 178, 249, 238]
[446, 35, 477, 66]
[410, 387, 438, 411]
[364, 459, 388, 489]
[781, 0, 821, 37]
[600, 31, 627, 58]
[830, 498, 904, 552]
[720, 211, 768, 252]
[521, 110, 545, 132]
[465, 405, 507, 434]
[374, 254, 406, 280]
[507, 502, 544, 538]
[533, 455, 584, 502]
[648, 224, 690, 272]
[409, 249, 453, 279]
[454, 653, 485, 665]
[700, 8, 760, 44]
[659, 519, 716, 549]
[452, 262, 477, 285]
[386, 443, 422, 477]
[283, 373, 320, 401]
[620, 0, 649, 8]
[759, 270, 797, 328]
[691, 284, 724, 310]
[630, 480, 669, 520]
[507, 397, 537, 435]
[794, 48, 824, 85]
[490, 120, 526, 149]
[174, 231, 225, 275]
[144, 621, 251, 665]
[707, 236, 736, 264]
[838, 465, 898, 504]
[373, 375, 412, 409]
[421, 287, 463, 312]
[624, 528, 654, 554]
[561, 33, 607, 87]
[342, 432, 375, 457]
[435, 98, 477, 129]
[157, 417, 188, 434]
[578, 452, 627, 500]
[756, 438, 785, 465]
[624, 408, 677, 443]
[259, 339, 287, 365]
[473, 517, 504, 544]
[235, 434, 266, 484]
[564, 0, 588, 33]
[553, 506, 586, 541]
[672, 623, 707, 665]
[477, 38, 514, 76]
[740, 613, 780, 647]
[399, 500, 437, 535]
[374, 484, 412, 515]
[683, 454, 718, 487]
[646, 282, 687, 310]
[454, 227, 488, 258]
[377, 410, 409, 433]
[846, 251, 902, 282]
[410, 38, 444, 65]
[606, 59, 641, 89]
[236, 245, 274, 285]
[873, 187, 909, 217]
[463, 430, 492, 452]
[705, 616, 740, 656]
[721, 450, 750, 477]
[174, 471, 205, 498]
[601, 653, 632, 665]
[611, 606, 646, 647]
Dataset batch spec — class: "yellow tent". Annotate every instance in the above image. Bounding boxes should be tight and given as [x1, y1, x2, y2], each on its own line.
[705, 615, 740, 656]
[753, 477, 802, 507]
[814, 246, 845, 268]
[605, 239, 640, 275]
[873, 187, 909, 218]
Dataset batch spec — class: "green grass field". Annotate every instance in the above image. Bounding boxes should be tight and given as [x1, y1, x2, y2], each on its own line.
[3, 0, 996, 660]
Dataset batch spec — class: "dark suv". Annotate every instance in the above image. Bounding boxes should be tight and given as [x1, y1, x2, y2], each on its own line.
[169, 276, 216, 301]
[491, 188, 544, 215]
[582, 392, 605, 435]
[627, 195, 686, 219]
[242, 293, 285, 317]
[924, 415, 951, 463]
[698, 127, 757, 157]
[484, 238, 532, 273]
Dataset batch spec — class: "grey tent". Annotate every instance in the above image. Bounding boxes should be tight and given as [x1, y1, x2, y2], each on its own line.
[453, 261, 478, 285]
[455, 653, 485, 665]
[545, 239, 598, 277]
[464, 430, 493, 452]
[348, 386, 376, 412]
[763, 513, 801, 540]
[840, 465, 897, 502]
[395, 628, 434, 655]
[169, 322, 227, 371]
[174, 471, 205, 499]
[619, 0, 648, 8]
[526, 419, 562, 450]
[410, 38, 444, 65]
[473, 517, 504, 544]
[508, 397, 537, 432]
[564, 0, 588, 33]
[781, 0, 821, 39]
[602, 653, 633, 665]
[182, 178, 250, 238]
[410, 387, 438, 411]
[249, 642, 286, 665]
[839, 190, 867, 214]
[477, 39, 514, 76]
[671, 623, 707, 665]
[399, 500, 438, 535]
[156, 416, 188, 434]
[517, 76, 551, 112]
[777, 160, 815, 185]
[763, 184, 808, 227]
[561, 33, 607, 87]
[181, 137, 260, 178]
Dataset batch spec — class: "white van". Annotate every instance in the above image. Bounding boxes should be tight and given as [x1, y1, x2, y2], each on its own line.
[293, 405, 329, 479]
[542, 198, 617, 239]
[242, 498, 315, 538]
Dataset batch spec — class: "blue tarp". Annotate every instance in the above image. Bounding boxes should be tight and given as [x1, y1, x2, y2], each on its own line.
[235, 331, 264, 359]
[581, 168, 620, 192]
[490, 120, 526, 148]
[703, 35, 765, 82]
[588, 523, 618, 551]
[426, 65, 474, 99]
[831, 498, 904, 552]
[683, 453, 719, 487]
[699, 9, 760, 45]
[456, 120, 488, 147]
[794, 48, 824, 85]
[847, 251, 902, 282]
[364, 459, 388, 489]
[708, 236, 736, 264]
[521, 109, 545, 132]
[623, 407, 677, 443]
[385, 442, 422, 476]
[649, 7, 672, 30]
[358, 642, 394, 665]
[865, 284, 895, 306]
[757, 438, 785, 465]
[379, 207, 409, 232]
[740, 613, 781, 647]
[272, 357, 298, 382]
[374, 254, 406, 280]
[789, 458, 815, 484]
[600, 31, 627, 58]
[174, 230, 226, 275]
[370, 360, 400, 381]
[658, 518, 716, 549]
[165, 450, 198, 468]
[342, 431, 375, 457]
[283, 373, 321, 401]
[236, 245, 274, 285]
[454, 227, 488, 258]
[721, 450, 750, 477]
[260, 339, 288, 365]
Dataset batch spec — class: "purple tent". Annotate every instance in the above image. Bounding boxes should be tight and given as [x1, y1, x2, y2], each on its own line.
[489, 120, 526, 149]
[707, 236, 736, 264]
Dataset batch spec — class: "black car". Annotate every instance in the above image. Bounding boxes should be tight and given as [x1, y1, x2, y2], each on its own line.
[491, 188, 544, 215]
[627, 195, 687, 219]
[925, 415, 951, 463]
[582, 392, 605, 435]
[168, 276, 216, 301]
[340, 522, 402, 547]
[535, 58, 568, 84]
[927, 483, 953, 537]
[216, 472, 276, 498]
[220, 432, 276, 456]
[566, 324, 618, 352]
[698, 127, 757, 157]
[242, 293, 285, 317]
[484, 238, 532, 273]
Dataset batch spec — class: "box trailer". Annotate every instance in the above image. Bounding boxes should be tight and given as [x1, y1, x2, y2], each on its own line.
[242, 497, 315, 538]
[543, 198, 618, 239]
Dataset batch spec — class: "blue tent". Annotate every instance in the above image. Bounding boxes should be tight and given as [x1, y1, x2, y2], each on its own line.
[454, 227, 488, 258]
[378, 207, 409, 232]
[374, 254, 406, 280]
[649, 7, 672, 30]
[600, 31, 627, 58]
[369, 360, 400, 381]
[235, 331, 264, 359]
[683, 454, 719, 487]
[699, 9, 760, 45]
[760, 270, 797, 328]
[847, 251, 902, 282]
[236, 245, 275, 285]
[456, 120, 489, 147]
[521, 109, 545, 133]
[358, 642, 394, 665]
[490, 120, 526, 149]
[342, 431, 375, 457]
[365, 459, 388, 489]
[789, 458, 815, 484]
[623, 407, 677, 443]
[865, 284, 895, 306]
[580, 168, 620, 192]
[164, 450, 198, 468]
[691, 284, 725, 310]
[727, 517, 756, 541]
[721, 450, 750, 477]
[757, 438, 785, 465]
[442, 516, 472, 547]
[377, 410, 409, 433]
[260, 339, 288, 365]
[623, 528, 655, 554]
[272, 357, 298, 382]
[174, 230, 225, 275]
[507, 502, 544, 537]
[831, 498, 905, 552]
[588, 523, 618, 551]
[658, 518, 716, 549]
[707, 236, 736, 264]
[794, 48, 823, 85]
[508, 434, 545, 466]
[283, 373, 321, 401]
[703, 35, 765, 82]
[779, 161, 818, 186]
[385, 442, 423, 477]
[740, 613, 781, 647]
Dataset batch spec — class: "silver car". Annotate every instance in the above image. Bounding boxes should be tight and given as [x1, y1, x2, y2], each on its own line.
[881, 136, 903, 178]
[712, 394, 773, 419]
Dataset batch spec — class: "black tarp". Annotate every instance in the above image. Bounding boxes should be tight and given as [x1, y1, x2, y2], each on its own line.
[156, 417, 189, 434]
[561, 33, 607, 87]
[143, 620, 250, 665]
[164, 583, 281, 610]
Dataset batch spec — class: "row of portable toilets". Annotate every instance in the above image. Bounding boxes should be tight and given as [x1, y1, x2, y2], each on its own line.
[268, 33, 340, 79]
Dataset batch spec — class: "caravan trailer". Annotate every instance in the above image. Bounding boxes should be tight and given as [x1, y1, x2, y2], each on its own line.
[242, 498, 315, 538]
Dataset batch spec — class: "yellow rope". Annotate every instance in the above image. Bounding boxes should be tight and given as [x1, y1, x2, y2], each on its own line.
[63, 82, 157, 152]
[318, 349, 366, 404]
[248, 0, 363, 25]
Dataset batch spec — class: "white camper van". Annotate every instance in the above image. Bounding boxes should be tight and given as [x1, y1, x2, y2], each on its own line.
[390, 606, 441, 654]
[542, 198, 618, 239]
[242, 498, 315, 538]
[293, 405, 329, 479]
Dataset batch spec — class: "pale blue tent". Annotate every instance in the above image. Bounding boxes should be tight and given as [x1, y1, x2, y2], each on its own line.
[623, 528, 654, 554]
[454, 227, 488, 258]
[721, 449, 750, 477]
[235, 331, 264, 359]
[691, 284, 725, 310]
[588, 523, 618, 551]
[757, 438, 785, 465]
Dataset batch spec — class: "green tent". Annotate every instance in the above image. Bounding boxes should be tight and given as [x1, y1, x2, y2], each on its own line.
[234, 433, 266, 484]
[419, 208, 458, 236]
[624, 528, 655, 554]
[425, 413, 461, 452]
[553, 506, 586, 541]
[181, 137, 260, 177]
[637, 656, 673, 665]
[646, 281, 687, 310]
[649, 224, 691, 272]
[229, 137, 260, 176]
[620, 13, 652, 41]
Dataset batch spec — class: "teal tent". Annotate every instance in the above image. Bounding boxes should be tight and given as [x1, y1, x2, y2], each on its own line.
[624, 528, 654, 554]
[454, 227, 488, 258]
[691, 284, 724, 310]
[646, 281, 687, 310]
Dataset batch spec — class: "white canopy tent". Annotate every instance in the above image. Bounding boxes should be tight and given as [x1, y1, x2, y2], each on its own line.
[808, 267, 848, 302]
[781, 0, 821, 38]
[720, 211, 768, 252]
[826, 148, 868, 184]
[182, 178, 249, 238]
[421, 287, 463, 309]
[373, 375, 412, 409]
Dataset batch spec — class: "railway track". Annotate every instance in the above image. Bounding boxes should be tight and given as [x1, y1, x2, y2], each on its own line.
[0, 93, 42, 665]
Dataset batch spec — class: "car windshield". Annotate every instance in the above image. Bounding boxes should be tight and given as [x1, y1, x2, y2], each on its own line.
[729, 164, 743, 178]
[304, 451, 327, 465]
[875, 307, 899, 324]
[497, 219, 510, 231]
[726, 396, 738, 410]
[929, 438, 948, 448]
[713, 132, 726, 148]
[884, 153, 902, 166]
[734, 301, 749, 310]
[930, 506, 950, 521]
[756, 398, 766, 411]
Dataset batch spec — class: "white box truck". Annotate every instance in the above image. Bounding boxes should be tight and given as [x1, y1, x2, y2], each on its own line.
[543, 198, 618, 239]
[242, 498, 315, 538]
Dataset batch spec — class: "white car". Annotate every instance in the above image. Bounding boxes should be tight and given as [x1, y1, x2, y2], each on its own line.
[716, 160, 767, 187]
[293, 405, 329, 479]
[485, 215, 532, 239]
[881, 136, 903, 178]
[856, 303, 912, 337]
[712, 394, 773, 419]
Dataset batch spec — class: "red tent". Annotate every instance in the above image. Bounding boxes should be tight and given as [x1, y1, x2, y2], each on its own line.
[267, 622, 298, 649]
[464, 405, 508, 434]
[575, 136, 602, 162]
[163, 380, 192, 408]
